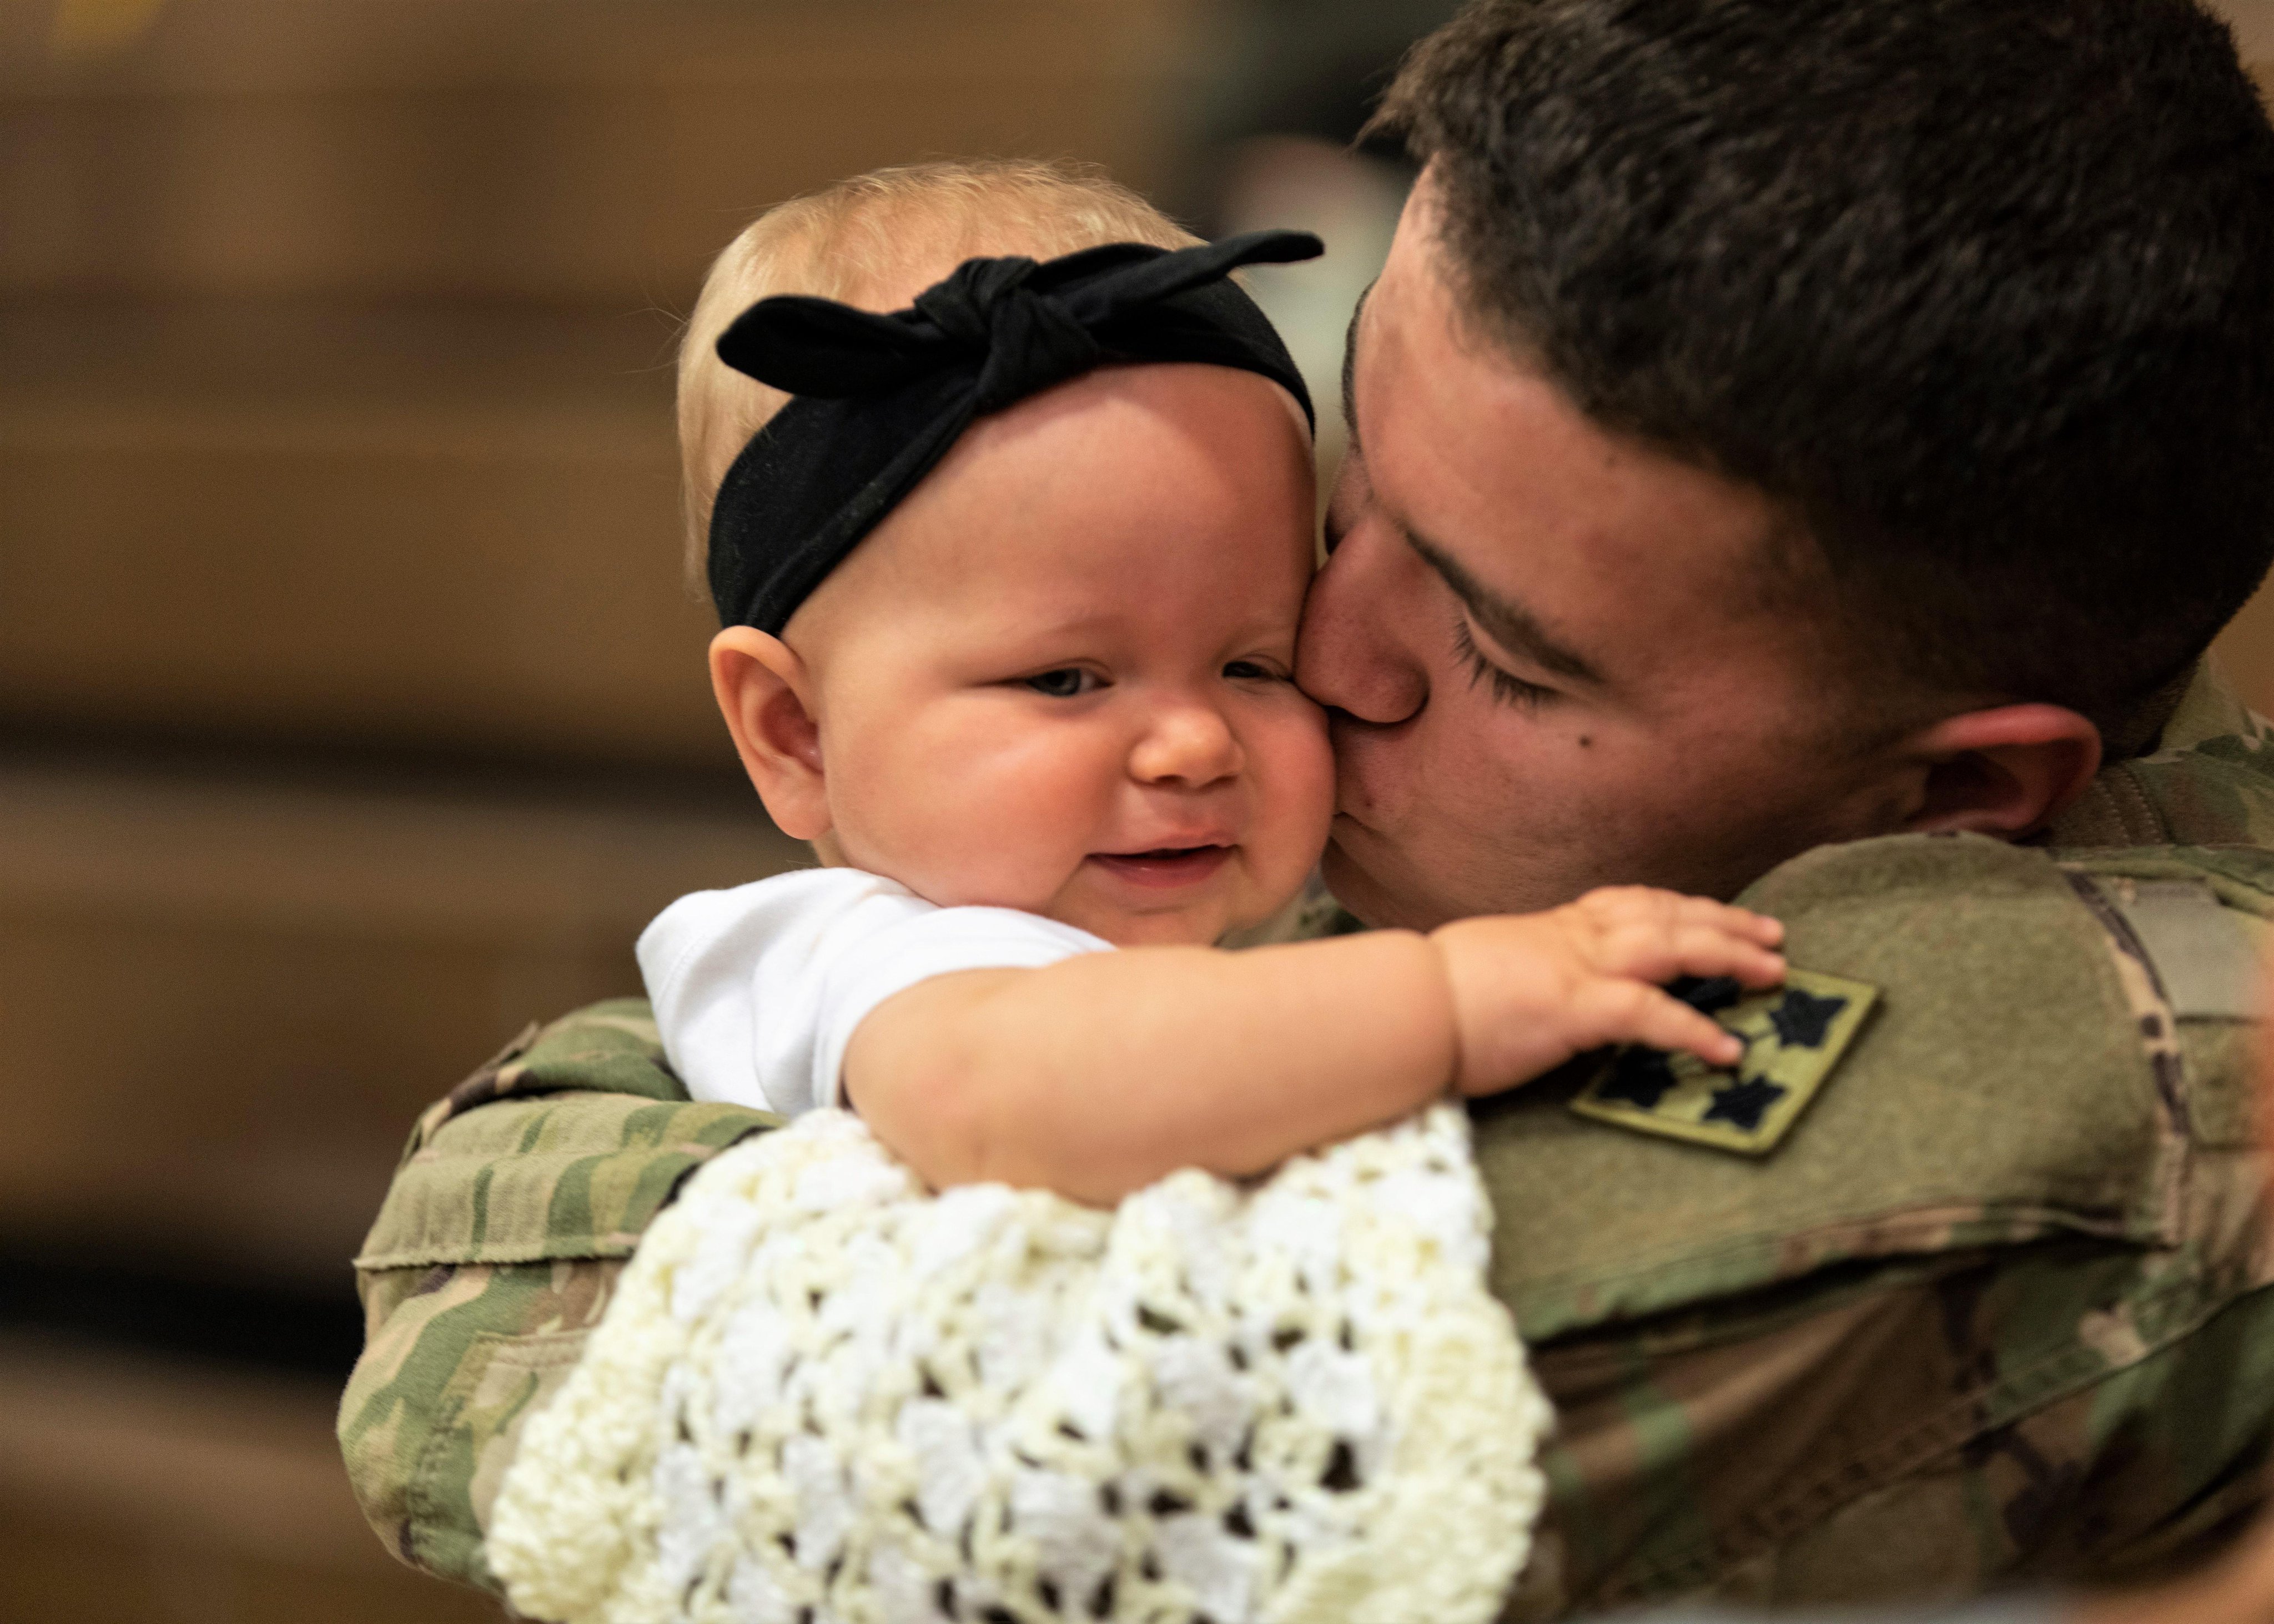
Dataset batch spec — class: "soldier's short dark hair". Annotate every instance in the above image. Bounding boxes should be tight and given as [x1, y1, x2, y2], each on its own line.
[1375, 0, 2274, 739]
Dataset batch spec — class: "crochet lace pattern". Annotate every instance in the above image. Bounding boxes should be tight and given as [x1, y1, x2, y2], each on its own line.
[490, 1104, 1550, 1624]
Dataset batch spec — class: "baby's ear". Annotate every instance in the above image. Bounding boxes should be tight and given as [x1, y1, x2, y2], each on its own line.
[710, 627, 831, 840]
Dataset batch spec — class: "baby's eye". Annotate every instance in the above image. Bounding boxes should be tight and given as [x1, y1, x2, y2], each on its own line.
[1223, 659, 1284, 682]
[1023, 668, 1103, 698]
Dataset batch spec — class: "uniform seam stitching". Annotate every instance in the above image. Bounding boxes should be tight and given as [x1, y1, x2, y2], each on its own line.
[405, 1369, 477, 1584]
[2063, 871, 2195, 1235]
[358, 1124, 777, 1271]
[1515, 1199, 2144, 1330]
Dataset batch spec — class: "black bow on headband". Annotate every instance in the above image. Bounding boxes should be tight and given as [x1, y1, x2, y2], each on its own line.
[706, 229, 1322, 634]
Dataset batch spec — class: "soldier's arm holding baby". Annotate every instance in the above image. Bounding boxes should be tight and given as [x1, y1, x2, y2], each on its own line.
[843, 887, 1784, 1204]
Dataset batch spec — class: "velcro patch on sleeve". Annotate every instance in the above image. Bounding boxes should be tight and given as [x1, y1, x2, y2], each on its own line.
[2089, 876, 2262, 1021]
[1570, 969, 1880, 1156]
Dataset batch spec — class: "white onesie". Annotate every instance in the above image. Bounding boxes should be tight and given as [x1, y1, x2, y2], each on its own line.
[637, 868, 1114, 1117]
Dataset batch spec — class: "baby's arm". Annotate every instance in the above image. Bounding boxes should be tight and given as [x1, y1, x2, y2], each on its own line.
[845, 887, 1783, 1204]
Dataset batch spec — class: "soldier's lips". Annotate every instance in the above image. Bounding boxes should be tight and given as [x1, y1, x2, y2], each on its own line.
[1088, 844, 1233, 888]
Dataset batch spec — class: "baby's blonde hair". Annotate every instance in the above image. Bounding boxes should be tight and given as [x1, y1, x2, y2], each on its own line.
[678, 159, 1201, 585]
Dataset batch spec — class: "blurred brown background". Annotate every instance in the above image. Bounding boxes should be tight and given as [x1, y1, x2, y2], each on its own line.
[4, 2, 2274, 1620]
[0, 1, 1450, 1618]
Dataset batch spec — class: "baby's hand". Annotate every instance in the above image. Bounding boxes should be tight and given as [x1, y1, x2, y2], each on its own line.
[1428, 887, 1786, 1096]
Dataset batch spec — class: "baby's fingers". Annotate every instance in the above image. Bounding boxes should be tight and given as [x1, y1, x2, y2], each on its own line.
[1673, 922, 1787, 987]
[1595, 918, 1787, 989]
[1577, 889, 1784, 969]
[1581, 980, 1748, 1068]
[1577, 887, 1783, 943]
[1683, 896, 1785, 950]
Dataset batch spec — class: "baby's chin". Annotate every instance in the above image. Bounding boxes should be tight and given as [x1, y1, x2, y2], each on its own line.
[1049, 889, 1301, 950]
[1037, 886, 1227, 949]
[1057, 906, 1231, 950]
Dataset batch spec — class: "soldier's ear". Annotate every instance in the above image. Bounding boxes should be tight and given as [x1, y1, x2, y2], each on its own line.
[1898, 702, 2102, 839]
[710, 626, 831, 841]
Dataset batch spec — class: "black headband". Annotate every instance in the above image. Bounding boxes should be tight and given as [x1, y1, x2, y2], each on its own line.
[706, 229, 1322, 633]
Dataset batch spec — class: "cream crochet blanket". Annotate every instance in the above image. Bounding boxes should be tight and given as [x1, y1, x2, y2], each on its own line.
[490, 1104, 1549, 1624]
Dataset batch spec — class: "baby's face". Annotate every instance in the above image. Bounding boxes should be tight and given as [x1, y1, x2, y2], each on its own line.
[795, 362, 1331, 946]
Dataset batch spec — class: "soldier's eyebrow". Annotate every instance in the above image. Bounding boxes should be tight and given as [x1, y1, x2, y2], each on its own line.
[1342, 278, 1602, 687]
[1407, 530, 1606, 687]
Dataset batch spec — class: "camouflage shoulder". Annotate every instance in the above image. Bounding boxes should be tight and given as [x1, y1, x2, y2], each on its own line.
[1473, 829, 2274, 1611]
[1475, 830, 2260, 1335]
[404, 996, 688, 1161]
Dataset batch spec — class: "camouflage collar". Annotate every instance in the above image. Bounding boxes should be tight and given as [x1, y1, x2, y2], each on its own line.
[2047, 660, 2274, 850]
[2146, 658, 2258, 755]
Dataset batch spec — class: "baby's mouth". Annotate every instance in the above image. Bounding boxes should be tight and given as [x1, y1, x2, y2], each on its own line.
[1088, 844, 1234, 888]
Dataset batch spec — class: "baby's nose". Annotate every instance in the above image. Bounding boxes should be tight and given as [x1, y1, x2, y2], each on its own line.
[1129, 702, 1243, 788]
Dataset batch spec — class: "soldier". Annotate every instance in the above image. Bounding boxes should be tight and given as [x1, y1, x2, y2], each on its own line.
[341, 0, 2274, 1616]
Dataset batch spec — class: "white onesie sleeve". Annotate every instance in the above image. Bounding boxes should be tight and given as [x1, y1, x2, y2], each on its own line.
[637, 867, 1114, 1118]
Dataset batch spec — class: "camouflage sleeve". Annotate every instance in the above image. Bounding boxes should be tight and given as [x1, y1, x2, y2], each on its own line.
[1507, 1243, 2274, 1618]
[337, 1000, 772, 1592]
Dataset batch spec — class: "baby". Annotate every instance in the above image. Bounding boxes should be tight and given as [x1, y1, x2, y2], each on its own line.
[642, 159, 1785, 1205]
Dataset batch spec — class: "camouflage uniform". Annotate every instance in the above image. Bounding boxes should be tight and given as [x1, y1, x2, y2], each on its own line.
[340, 664, 2274, 1617]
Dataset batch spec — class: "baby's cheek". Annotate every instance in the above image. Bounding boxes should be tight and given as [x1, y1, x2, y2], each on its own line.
[824, 759, 1012, 902]
[1256, 700, 1337, 863]
[910, 755, 1109, 911]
